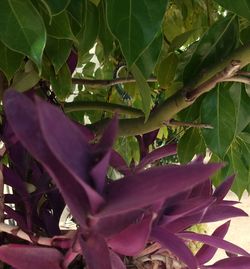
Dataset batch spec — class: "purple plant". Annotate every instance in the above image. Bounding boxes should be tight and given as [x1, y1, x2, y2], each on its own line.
[0, 89, 249, 269]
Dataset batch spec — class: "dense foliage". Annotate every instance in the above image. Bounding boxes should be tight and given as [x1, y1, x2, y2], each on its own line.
[0, 0, 250, 268]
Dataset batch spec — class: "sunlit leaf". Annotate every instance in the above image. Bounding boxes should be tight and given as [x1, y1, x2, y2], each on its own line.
[106, 0, 168, 66]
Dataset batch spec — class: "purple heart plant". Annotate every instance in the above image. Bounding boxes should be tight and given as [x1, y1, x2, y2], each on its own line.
[0, 89, 249, 269]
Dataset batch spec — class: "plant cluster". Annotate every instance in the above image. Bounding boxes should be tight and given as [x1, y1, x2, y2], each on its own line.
[0, 0, 249, 268]
[0, 90, 248, 269]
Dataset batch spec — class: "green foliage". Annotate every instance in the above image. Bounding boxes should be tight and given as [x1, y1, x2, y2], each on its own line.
[0, 0, 250, 197]
[0, 0, 46, 69]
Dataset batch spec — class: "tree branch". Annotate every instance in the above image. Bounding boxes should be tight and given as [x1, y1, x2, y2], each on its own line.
[90, 43, 250, 137]
[166, 120, 213, 129]
[72, 77, 157, 88]
[64, 101, 144, 117]
[223, 76, 250, 84]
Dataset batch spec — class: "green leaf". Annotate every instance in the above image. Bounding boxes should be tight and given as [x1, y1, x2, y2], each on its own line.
[98, 1, 114, 57]
[169, 30, 197, 52]
[77, 0, 99, 56]
[67, 0, 83, 26]
[135, 33, 163, 79]
[229, 83, 250, 134]
[183, 15, 239, 83]
[0, 41, 23, 82]
[45, 37, 72, 73]
[41, 0, 70, 16]
[224, 138, 250, 197]
[131, 65, 152, 121]
[215, 0, 250, 21]
[50, 63, 72, 100]
[11, 63, 40, 92]
[201, 85, 236, 158]
[44, 10, 77, 41]
[89, 0, 101, 6]
[0, 0, 46, 69]
[177, 128, 206, 164]
[106, 0, 168, 66]
[157, 52, 179, 89]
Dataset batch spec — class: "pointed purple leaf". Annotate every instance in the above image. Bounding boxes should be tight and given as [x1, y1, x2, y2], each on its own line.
[0, 245, 63, 269]
[189, 179, 212, 198]
[165, 205, 247, 233]
[79, 233, 112, 269]
[67, 50, 78, 74]
[162, 197, 214, 225]
[4, 90, 104, 226]
[204, 257, 250, 269]
[99, 163, 223, 217]
[108, 214, 153, 256]
[136, 143, 177, 172]
[213, 175, 235, 200]
[143, 129, 159, 149]
[196, 221, 230, 265]
[91, 151, 111, 194]
[109, 150, 129, 175]
[151, 227, 197, 269]
[201, 205, 248, 222]
[178, 232, 250, 257]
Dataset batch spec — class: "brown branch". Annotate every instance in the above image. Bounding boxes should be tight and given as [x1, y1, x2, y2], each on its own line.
[166, 119, 213, 129]
[72, 77, 157, 88]
[185, 60, 241, 101]
[223, 76, 250, 84]
[236, 71, 250, 77]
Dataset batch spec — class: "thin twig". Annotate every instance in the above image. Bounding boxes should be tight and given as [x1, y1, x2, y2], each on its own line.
[72, 77, 157, 88]
[236, 71, 250, 77]
[167, 119, 213, 129]
[223, 76, 250, 85]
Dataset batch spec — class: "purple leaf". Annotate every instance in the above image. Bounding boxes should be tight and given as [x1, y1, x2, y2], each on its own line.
[142, 129, 159, 149]
[213, 175, 235, 200]
[109, 150, 129, 175]
[79, 233, 112, 269]
[91, 117, 118, 193]
[94, 210, 143, 237]
[151, 227, 197, 269]
[200, 205, 248, 222]
[204, 257, 250, 268]
[189, 179, 212, 198]
[108, 214, 153, 256]
[67, 50, 78, 74]
[0, 245, 63, 269]
[74, 121, 94, 142]
[91, 151, 111, 194]
[135, 143, 177, 172]
[4, 90, 104, 226]
[97, 116, 118, 154]
[178, 232, 250, 257]
[110, 251, 126, 269]
[162, 197, 214, 225]
[99, 163, 223, 217]
[196, 221, 230, 265]
[165, 205, 247, 233]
